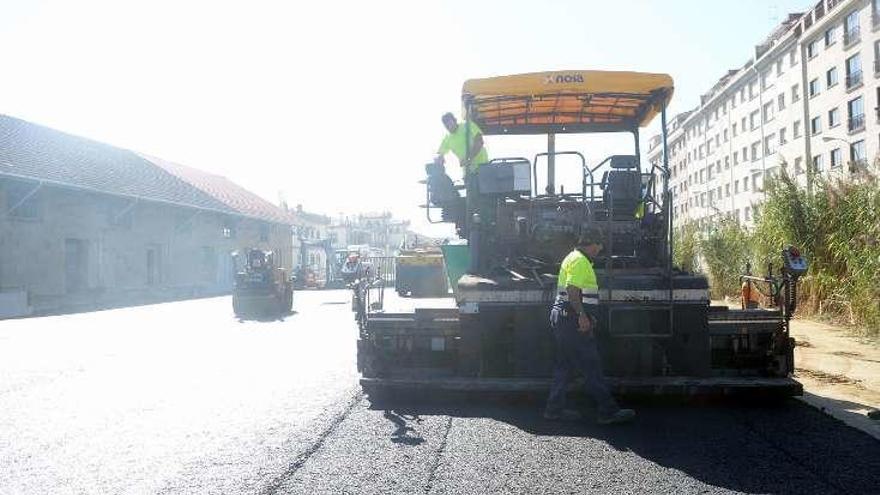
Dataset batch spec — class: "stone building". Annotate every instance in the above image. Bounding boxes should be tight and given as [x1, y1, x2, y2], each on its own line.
[649, 0, 880, 229]
[0, 114, 294, 317]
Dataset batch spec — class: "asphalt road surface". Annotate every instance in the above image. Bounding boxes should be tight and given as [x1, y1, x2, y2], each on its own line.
[1, 291, 878, 494]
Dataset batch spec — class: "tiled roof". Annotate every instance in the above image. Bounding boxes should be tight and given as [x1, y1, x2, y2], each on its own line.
[144, 154, 295, 225]
[0, 114, 293, 225]
[0, 114, 232, 213]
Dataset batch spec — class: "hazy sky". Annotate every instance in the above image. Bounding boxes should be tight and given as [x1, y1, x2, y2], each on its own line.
[0, 0, 810, 236]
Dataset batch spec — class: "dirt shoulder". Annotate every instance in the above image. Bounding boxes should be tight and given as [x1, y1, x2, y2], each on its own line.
[712, 300, 880, 439]
[790, 318, 880, 439]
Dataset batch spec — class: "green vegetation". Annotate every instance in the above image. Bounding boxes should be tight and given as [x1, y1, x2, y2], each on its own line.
[673, 166, 880, 336]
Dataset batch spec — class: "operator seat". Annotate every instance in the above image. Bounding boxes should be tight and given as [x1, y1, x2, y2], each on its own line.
[602, 155, 641, 219]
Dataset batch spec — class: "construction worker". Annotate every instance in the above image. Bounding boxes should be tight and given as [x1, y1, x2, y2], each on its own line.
[434, 112, 489, 176]
[544, 229, 636, 425]
[434, 112, 492, 243]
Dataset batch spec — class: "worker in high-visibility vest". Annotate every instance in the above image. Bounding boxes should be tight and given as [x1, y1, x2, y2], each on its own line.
[544, 229, 636, 425]
[434, 112, 489, 176]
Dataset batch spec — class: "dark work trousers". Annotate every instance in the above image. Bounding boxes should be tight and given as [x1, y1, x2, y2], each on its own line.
[545, 303, 619, 415]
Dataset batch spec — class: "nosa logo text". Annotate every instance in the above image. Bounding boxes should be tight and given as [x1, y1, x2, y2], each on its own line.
[543, 74, 584, 84]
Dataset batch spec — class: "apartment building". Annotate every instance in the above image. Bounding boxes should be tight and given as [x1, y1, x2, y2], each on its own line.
[648, 0, 880, 228]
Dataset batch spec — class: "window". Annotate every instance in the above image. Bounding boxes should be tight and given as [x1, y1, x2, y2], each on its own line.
[4, 180, 41, 219]
[735, 180, 740, 193]
[825, 26, 837, 47]
[750, 110, 760, 130]
[848, 96, 865, 131]
[742, 146, 748, 160]
[724, 156, 730, 169]
[831, 148, 843, 168]
[851, 139, 867, 165]
[763, 101, 774, 122]
[826, 66, 838, 87]
[761, 70, 770, 90]
[751, 142, 761, 161]
[813, 154, 824, 172]
[222, 223, 235, 238]
[795, 157, 804, 174]
[846, 54, 863, 88]
[807, 39, 819, 58]
[876, 40, 880, 75]
[725, 184, 730, 197]
[844, 10, 861, 46]
[789, 48, 798, 66]
[259, 224, 270, 242]
[777, 93, 785, 110]
[732, 123, 738, 136]
[829, 107, 840, 128]
[779, 127, 787, 145]
[764, 134, 776, 155]
[744, 178, 750, 191]
[793, 120, 802, 138]
[809, 78, 821, 97]
[749, 81, 757, 99]
[741, 116, 747, 130]
[731, 96, 737, 109]
[733, 151, 739, 164]
[792, 83, 800, 102]
[811, 116, 822, 135]
[723, 129, 729, 142]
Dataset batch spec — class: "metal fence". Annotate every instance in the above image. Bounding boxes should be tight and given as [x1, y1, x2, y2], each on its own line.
[366, 257, 396, 285]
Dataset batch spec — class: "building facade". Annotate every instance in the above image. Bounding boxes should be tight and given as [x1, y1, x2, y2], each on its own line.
[288, 204, 333, 285]
[329, 212, 411, 256]
[649, 0, 880, 228]
[0, 114, 294, 317]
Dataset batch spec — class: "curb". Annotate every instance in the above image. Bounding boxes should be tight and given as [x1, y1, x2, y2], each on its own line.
[798, 392, 880, 441]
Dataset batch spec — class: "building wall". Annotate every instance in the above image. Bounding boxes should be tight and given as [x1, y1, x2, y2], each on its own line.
[0, 180, 291, 314]
[649, 0, 880, 229]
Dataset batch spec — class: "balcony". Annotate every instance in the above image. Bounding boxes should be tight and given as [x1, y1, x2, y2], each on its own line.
[848, 114, 866, 133]
[846, 69, 863, 89]
[844, 25, 861, 47]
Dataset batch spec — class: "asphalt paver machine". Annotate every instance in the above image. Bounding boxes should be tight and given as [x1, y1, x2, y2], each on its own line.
[357, 70, 805, 397]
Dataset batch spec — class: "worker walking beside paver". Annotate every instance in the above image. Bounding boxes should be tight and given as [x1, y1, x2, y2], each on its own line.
[544, 230, 636, 425]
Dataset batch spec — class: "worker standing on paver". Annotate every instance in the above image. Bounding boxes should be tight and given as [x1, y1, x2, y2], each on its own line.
[435, 112, 489, 176]
[544, 230, 636, 425]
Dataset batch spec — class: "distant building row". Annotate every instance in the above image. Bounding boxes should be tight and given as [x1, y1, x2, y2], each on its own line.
[0, 114, 415, 317]
[649, 0, 880, 228]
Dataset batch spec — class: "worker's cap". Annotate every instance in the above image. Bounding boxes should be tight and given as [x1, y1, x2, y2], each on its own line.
[576, 227, 604, 247]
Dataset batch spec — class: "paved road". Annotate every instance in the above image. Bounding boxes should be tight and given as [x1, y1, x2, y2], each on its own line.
[1, 291, 879, 494]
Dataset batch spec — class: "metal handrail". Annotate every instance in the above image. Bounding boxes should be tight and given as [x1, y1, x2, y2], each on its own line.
[846, 69, 863, 89]
[531, 151, 592, 201]
[848, 114, 866, 132]
[844, 25, 861, 46]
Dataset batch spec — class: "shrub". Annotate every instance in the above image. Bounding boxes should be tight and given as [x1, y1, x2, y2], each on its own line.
[699, 217, 751, 299]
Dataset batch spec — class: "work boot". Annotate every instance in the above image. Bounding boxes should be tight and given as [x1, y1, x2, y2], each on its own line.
[597, 408, 636, 425]
[543, 408, 582, 421]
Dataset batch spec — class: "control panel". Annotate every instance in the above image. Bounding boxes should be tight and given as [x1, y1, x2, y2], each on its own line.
[782, 246, 808, 276]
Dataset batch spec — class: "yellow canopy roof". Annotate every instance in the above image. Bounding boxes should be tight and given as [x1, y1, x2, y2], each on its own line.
[462, 70, 674, 134]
